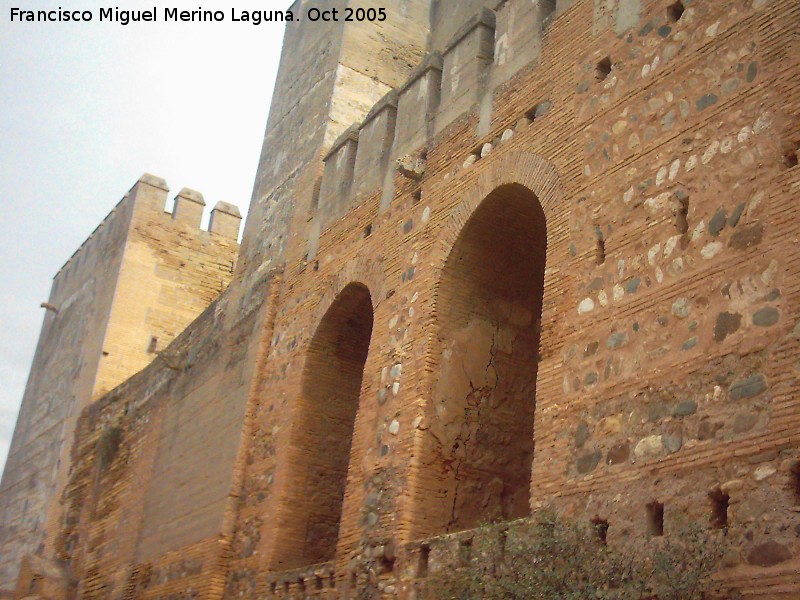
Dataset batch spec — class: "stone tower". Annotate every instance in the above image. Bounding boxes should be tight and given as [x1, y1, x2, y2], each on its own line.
[0, 176, 241, 589]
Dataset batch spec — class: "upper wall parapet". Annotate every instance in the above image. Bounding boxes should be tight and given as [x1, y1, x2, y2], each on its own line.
[54, 174, 242, 285]
[53, 173, 162, 282]
[166, 186, 242, 240]
[172, 187, 206, 227]
[442, 7, 496, 54]
[309, 0, 577, 243]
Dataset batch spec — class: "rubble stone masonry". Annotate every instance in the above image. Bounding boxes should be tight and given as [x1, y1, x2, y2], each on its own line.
[2, 0, 799, 598]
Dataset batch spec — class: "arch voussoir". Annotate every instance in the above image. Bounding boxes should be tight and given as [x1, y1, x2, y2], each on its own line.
[437, 152, 564, 255]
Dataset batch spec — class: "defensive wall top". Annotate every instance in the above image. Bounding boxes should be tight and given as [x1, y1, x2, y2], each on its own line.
[54, 173, 242, 282]
[308, 0, 574, 252]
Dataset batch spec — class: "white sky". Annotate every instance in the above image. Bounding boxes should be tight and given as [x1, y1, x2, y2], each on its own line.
[0, 0, 288, 473]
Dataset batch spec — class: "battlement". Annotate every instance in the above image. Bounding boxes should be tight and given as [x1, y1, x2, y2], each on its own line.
[54, 174, 241, 285]
[308, 0, 573, 250]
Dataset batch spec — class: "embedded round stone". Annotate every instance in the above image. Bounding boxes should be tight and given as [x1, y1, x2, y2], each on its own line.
[606, 442, 630, 465]
[672, 298, 690, 318]
[663, 432, 683, 453]
[729, 222, 764, 250]
[575, 421, 590, 448]
[747, 541, 792, 567]
[708, 208, 727, 236]
[577, 450, 602, 474]
[606, 332, 628, 350]
[634, 435, 663, 457]
[673, 400, 697, 417]
[729, 374, 767, 400]
[578, 297, 595, 314]
[752, 307, 779, 327]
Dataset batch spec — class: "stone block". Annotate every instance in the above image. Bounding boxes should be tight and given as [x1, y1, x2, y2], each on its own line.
[436, 9, 495, 135]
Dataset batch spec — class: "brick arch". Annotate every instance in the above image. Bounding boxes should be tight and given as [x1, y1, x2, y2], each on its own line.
[432, 152, 564, 263]
[273, 280, 376, 570]
[411, 151, 565, 540]
[311, 255, 390, 326]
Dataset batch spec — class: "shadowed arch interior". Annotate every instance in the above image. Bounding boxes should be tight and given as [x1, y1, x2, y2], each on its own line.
[422, 183, 547, 536]
[280, 282, 373, 568]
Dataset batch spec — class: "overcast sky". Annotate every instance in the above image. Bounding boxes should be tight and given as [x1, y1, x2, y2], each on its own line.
[0, 0, 287, 473]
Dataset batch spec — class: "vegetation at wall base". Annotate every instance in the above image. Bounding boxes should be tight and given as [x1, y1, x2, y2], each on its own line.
[431, 512, 725, 600]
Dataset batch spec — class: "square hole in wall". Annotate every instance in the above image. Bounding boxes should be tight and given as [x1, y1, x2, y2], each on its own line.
[646, 501, 664, 537]
[790, 461, 800, 504]
[591, 516, 609, 544]
[382, 554, 395, 574]
[525, 100, 551, 123]
[415, 544, 430, 578]
[709, 487, 730, 530]
[784, 145, 799, 168]
[674, 194, 690, 234]
[667, 1, 685, 23]
[459, 538, 473, 565]
[596, 56, 613, 81]
[595, 231, 606, 265]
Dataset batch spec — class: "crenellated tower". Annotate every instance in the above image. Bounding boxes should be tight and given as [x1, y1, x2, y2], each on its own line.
[0, 175, 241, 589]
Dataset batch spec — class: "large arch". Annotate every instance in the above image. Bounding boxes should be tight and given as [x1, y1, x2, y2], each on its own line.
[421, 179, 551, 536]
[276, 282, 374, 568]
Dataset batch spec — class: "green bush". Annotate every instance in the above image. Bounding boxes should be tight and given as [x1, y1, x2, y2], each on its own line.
[431, 512, 724, 600]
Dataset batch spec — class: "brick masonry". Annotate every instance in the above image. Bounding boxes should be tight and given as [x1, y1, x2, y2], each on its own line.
[3, 0, 800, 598]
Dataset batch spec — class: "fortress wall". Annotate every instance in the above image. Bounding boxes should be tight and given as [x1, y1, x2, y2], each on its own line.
[428, 0, 495, 52]
[352, 92, 398, 202]
[239, 0, 347, 282]
[318, 127, 360, 231]
[51, 265, 281, 599]
[16, 0, 800, 597]
[0, 176, 241, 590]
[435, 8, 495, 136]
[15, 2, 432, 594]
[219, 0, 800, 597]
[41, 180, 242, 562]
[489, 0, 543, 85]
[392, 55, 442, 163]
[329, 0, 430, 149]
